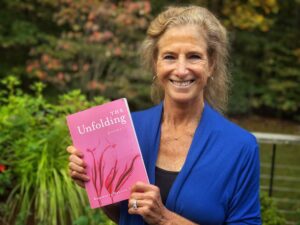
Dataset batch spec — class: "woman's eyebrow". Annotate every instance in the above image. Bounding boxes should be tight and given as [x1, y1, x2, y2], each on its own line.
[187, 51, 203, 55]
[160, 50, 175, 55]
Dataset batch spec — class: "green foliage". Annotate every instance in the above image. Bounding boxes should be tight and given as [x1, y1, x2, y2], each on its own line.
[229, 1, 300, 120]
[24, 0, 152, 109]
[73, 207, 115, 225]
[260, 192, 286, 225]
[222, 0, 279, 31]
[0, 0, 59, 78]
[0, 169, 12, 219]
[0, 76, 109, 225]
[0, 170, 11, 196]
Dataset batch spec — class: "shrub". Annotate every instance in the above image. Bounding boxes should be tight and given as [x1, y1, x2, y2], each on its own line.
[25, 0, 152, 110]
[261, 192, 286, 225]
[0, 76, 110, 225]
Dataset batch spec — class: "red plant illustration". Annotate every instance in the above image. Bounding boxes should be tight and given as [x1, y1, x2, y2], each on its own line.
[87, 138, 140, 206]
[114, 155, 140, 193]
[104, 159, 118, 202]
[86, 147, 101, 205]
[98, 142, 116, 199]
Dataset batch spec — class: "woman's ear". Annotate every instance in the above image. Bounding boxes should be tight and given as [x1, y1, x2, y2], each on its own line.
[152, 56, 158, 75]
[208, 57, 215, 76]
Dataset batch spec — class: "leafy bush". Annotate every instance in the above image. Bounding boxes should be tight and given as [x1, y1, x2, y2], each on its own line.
[0, 76, 110, 225]
[228, 1, 300, 120]
[261, 192, 286, 225]
[73, 206, 115, 225]
[25, 0, 152, 109]
[0, 169, 12, 221]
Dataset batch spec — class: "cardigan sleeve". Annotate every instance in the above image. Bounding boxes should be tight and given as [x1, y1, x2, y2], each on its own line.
[226, 141, 262, 225]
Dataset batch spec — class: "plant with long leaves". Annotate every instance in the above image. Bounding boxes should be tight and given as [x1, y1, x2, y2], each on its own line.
[0, 76, 109, 225]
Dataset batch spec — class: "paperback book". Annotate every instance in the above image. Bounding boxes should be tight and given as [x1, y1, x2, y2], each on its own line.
[66, 98, 149, 208]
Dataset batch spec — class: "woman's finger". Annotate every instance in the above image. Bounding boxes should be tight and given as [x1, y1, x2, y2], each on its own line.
[73, 178, 86, 188]
[128, 198, 151, 209]
[69, 154, 87, 167]
[130, 192, 154, 201]
[131, 182, 159, 193]
[69, 169, 90, 182]
[128, 199, 154, 216]
[69, 162, 87, 174]
[66, 146, 84, 157]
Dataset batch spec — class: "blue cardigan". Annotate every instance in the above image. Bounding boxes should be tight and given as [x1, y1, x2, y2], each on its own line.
[119, 103, 261, 225]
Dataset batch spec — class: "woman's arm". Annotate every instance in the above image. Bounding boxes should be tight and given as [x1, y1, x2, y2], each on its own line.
[159, 210, 198, 225]
[225, 143, 261, 224]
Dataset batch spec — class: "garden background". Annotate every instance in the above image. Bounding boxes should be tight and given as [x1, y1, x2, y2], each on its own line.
[0, 0, 299, 224]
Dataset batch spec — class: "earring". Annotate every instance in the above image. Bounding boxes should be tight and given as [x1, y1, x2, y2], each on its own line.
[152, 75, 157, 82]
[210, 76, 214, 81]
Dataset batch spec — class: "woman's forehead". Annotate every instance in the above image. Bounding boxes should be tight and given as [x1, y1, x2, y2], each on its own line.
[157, 25, 207, 51]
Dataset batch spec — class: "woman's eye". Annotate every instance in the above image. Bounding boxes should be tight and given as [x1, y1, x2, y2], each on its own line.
[189, 54, 201, 59]
[163, 55, 175, 60]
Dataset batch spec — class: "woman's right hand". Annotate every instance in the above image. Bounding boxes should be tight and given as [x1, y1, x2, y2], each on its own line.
[66, 146, 90, 188]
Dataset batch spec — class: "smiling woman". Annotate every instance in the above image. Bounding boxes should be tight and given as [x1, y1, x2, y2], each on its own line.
[67, 5, 261, 225]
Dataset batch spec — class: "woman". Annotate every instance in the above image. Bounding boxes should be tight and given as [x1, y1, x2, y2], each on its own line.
[67, 5, 261, 225]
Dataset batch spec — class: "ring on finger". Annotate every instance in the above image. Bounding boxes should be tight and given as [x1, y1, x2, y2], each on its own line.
[132, 199, 138, 210]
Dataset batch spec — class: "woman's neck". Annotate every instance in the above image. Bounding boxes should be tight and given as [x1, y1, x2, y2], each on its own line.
[162, 98, 204, 128]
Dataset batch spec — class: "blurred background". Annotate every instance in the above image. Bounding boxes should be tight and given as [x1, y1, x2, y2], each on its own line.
[0, 0, 299, 224]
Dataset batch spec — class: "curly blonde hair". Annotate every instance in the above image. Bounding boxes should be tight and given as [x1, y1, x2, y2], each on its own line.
[140, 6, 230, 113]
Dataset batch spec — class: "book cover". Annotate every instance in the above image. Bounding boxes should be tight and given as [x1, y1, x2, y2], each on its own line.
[66, 98, 149, 208]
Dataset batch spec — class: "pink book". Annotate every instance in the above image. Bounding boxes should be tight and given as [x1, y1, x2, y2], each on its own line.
[66, 98, 149, 208]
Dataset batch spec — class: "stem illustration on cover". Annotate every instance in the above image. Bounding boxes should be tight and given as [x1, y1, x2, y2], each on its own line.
[86, 139, 115, 204]
[87, 147, 100, 204]
[85, 139, 102, 204]
[114, 155, 140, 193]
[105, 159, 118, 202]
[86, 138, 141, 204]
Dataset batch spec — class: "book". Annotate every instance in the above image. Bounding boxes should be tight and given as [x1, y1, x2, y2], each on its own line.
[66, 98, 149, 208]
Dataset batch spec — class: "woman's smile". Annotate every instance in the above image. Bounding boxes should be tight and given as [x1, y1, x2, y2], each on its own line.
[169, 79, 196, 88]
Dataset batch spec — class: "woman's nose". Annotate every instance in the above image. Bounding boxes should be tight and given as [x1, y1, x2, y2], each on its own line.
[175, 58, 189, 77]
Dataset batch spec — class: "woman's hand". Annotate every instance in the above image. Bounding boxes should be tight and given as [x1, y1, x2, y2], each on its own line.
[128, 182, 170, 225]
[66, 146, 90, 188]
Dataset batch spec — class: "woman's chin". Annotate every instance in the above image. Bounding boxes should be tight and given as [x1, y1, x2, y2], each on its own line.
[165, 94, 203, 106]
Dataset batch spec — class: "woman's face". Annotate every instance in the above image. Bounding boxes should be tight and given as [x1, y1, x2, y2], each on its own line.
[156, 25, 213, 105]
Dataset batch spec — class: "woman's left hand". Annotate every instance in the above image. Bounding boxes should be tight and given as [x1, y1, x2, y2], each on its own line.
[128, 181, 169, 225]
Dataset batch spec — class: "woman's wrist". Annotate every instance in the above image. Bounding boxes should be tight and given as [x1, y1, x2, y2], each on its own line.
[158, 207, 199, 225]
[158, 207, 173, 225]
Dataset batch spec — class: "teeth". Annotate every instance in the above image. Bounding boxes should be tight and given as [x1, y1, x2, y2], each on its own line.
[171, 80, 193, 87]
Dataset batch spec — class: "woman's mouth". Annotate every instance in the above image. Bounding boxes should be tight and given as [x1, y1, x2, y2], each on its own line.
[169, 79, 195, 88]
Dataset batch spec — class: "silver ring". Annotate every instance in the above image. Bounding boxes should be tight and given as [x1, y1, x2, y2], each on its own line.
[132, 199, 138, 210]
